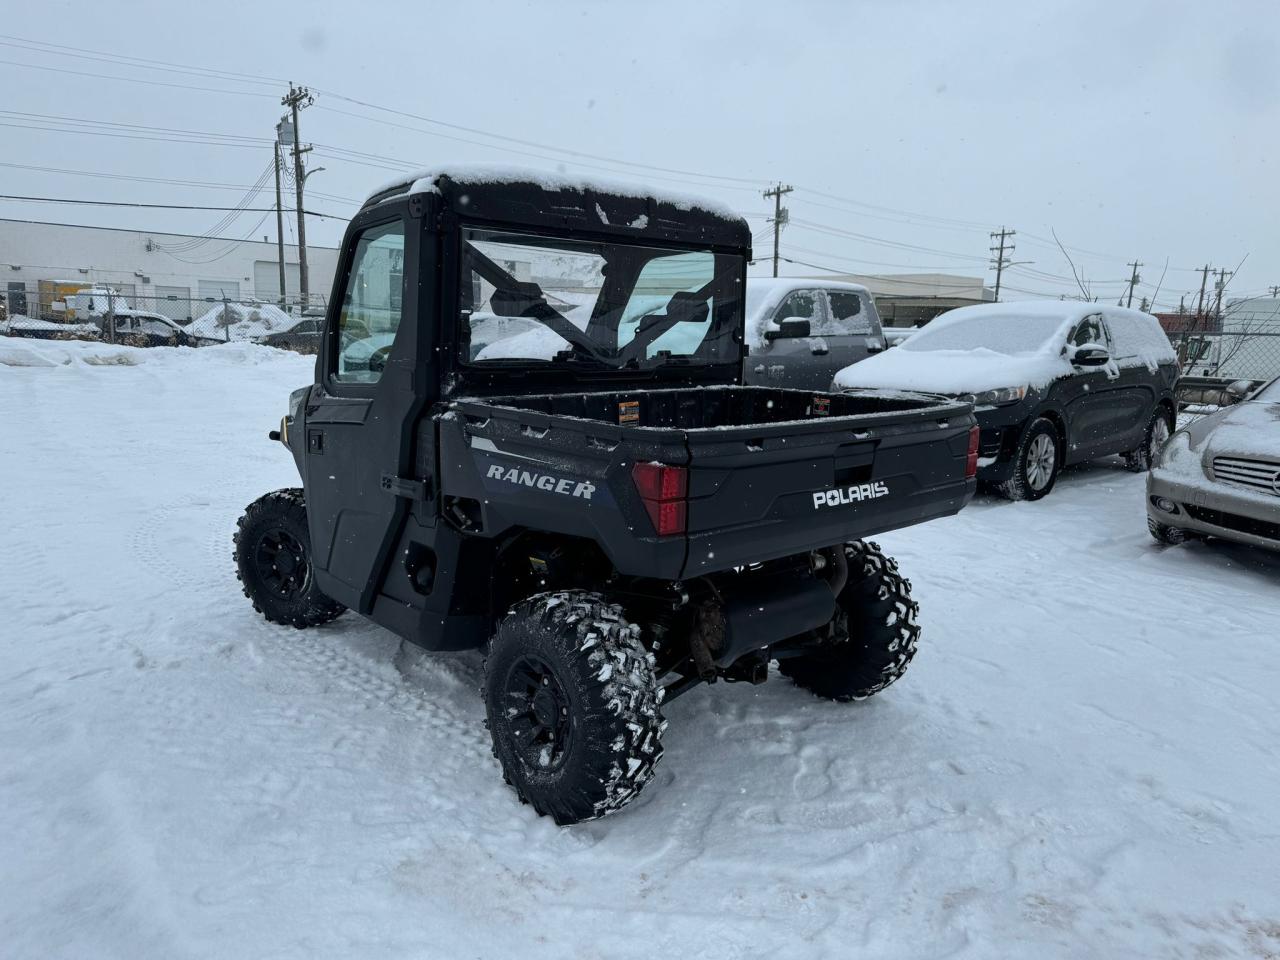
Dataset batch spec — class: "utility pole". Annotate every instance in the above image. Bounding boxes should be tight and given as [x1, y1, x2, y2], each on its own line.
[282, 83, 314, 309]
[1194, 264, 1211, 321]
[272, 135, 286, 310]
[1123, 260, 1142, 308]
[1269, 285, 1280, 298]
[1212, 267, 1232, 321]
[989, 227, 1016, 301]
[104, 285, 116, 345]
[762, 183, 793, 278]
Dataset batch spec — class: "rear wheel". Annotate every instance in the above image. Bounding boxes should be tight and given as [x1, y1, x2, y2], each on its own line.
[779, 541, 920, 701]
[996, 417, 1061, 501]
[483, 591, 665, 825]
[234, 489, 345, 628]
[1126, 408, 1174, 472]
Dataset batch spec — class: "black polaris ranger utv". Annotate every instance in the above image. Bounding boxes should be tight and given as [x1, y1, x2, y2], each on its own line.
[234, 168, 979, 824]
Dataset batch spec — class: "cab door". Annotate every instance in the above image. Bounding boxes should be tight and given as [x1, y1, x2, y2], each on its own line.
[821, 289, 886, 385]
[746, 289, 830, 389]
[302, 206, 427, 614]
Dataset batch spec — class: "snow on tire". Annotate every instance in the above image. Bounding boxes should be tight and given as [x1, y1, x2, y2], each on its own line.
[779, 541, 921, 702]
[233, 488, 346, 629]
[996, 416, 1061, 502]
[483, 590, 665, 825]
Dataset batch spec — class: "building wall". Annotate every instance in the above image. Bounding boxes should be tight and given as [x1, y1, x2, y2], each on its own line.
[0, 218, 341, 320]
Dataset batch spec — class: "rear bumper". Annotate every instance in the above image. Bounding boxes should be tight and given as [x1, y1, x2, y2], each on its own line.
[1147, 470, 1280, 551]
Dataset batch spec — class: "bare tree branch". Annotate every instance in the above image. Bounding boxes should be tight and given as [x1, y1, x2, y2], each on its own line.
[1050, 227, 1091, 300]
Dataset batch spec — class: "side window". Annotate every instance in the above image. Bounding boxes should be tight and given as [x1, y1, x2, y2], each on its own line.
[335, 221, 405, 383]
[823, 291, 873, 336]
[1071, 315, 1109, 349]
[775, 290, 821, 326]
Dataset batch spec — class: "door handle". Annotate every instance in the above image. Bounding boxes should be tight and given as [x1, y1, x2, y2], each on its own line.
[866, 345, 884, 354]
[810, 345, 829, 356]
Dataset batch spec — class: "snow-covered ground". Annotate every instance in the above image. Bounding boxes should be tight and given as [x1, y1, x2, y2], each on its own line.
[3, 336, 1279, 959]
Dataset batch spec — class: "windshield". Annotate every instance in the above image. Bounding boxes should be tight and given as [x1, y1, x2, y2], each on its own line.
[902, 313, 1068, 356]
[461, 227, 743, 368]
[1252, 378, 1280, 403]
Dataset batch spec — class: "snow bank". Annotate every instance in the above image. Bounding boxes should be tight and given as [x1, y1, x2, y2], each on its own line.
[187, 301, 296, 342]
[367, 162, 744, 223]
[0, 333, 140, 367]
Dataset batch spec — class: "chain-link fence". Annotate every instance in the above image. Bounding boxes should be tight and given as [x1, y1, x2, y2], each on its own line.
[1172, 330, 1280, 426]
[1, 288, 324, 351]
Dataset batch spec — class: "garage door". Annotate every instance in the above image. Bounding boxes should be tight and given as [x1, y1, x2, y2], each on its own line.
[197, 279, 240, 302]
[153, 285, 191, 323]
[253, 260, 300, 303]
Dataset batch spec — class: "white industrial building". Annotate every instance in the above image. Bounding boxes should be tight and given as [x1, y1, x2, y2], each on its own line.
[0, 218, 341, 322]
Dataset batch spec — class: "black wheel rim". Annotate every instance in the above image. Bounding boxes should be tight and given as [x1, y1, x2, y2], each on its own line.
[503, 655, 573, 771]
[254, 527, 309, 601]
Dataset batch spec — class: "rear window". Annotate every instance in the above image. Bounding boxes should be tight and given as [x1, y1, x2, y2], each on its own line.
[902, 314, 1067, 355]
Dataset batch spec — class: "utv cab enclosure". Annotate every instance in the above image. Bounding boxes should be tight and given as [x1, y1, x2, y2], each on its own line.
[235, 167, 979, 823]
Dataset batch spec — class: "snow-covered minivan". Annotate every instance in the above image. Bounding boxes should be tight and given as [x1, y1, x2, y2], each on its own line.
[744, 278, 887, 390]
[834, 302, 1179, 500]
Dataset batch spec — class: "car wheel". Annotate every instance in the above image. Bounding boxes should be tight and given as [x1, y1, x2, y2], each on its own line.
[996, 417, 1060, 501]
[1148, 516, 1190, 545]
[1126, 408, 1174, 472]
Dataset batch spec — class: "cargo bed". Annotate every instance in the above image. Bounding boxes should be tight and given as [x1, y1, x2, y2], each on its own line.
[438, 386, 976, 580]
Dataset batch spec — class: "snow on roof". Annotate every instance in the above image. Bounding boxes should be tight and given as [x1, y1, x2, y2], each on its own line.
[744, 276, 872, 347]
[834, 300, 1174, 394]
[366, 163, 743, 223]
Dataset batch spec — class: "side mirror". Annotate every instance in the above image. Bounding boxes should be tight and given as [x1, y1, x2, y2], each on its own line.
[1071, 343, 1111, 367]
[1225, 379, 1254, 403]
[764, 316, 812, 341]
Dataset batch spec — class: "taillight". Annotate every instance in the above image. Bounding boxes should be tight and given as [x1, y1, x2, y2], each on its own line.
[965, 425, 980, 479]
[631, 461, 688, 536]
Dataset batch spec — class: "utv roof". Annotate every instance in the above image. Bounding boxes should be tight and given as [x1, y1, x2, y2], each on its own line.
[361, 164, 751, 248]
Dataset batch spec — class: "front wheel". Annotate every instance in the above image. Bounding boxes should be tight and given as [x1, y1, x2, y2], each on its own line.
[234, 489, 346, 628]
[1148, 516, 1190, 545]
[996, 417, 1061, 501]
[483, 591, 665, 825]
[1126, 408, 1174, 472]
[779, 541, 921, 702]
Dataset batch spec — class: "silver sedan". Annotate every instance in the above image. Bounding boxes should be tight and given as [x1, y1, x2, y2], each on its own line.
[1147, 377, 1280, 551]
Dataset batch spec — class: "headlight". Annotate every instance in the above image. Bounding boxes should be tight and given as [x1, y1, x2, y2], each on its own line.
[287, 385, 310, 421]
[961, 386, 1027, 407]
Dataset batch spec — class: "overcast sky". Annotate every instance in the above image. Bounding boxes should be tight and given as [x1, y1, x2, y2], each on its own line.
[3, 0, 1277, 307]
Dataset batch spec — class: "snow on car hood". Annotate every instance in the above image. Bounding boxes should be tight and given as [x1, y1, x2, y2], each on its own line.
[1152, 398, 1280, 495]
[833, 343, 1071, 394]
[1203, 400, 1280, 460]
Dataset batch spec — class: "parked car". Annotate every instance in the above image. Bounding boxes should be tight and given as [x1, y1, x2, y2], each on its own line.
[103, 310, 197, 348]
[261, 316, 323, 353]
[1147, 376, 1280, 552]
[744, 278, 887, 389]
[234, 168, 979, 824]
[834, 302, 1179, 500]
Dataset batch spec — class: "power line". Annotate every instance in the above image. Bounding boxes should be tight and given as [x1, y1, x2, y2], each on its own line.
[0, 35, 283, 87]
[0, 159, 358, 202]
[0, 195, 342, 218]
[0, 58, 277, 98]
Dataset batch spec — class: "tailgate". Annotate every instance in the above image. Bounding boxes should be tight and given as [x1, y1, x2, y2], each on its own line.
[681, 403, 976, 577]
